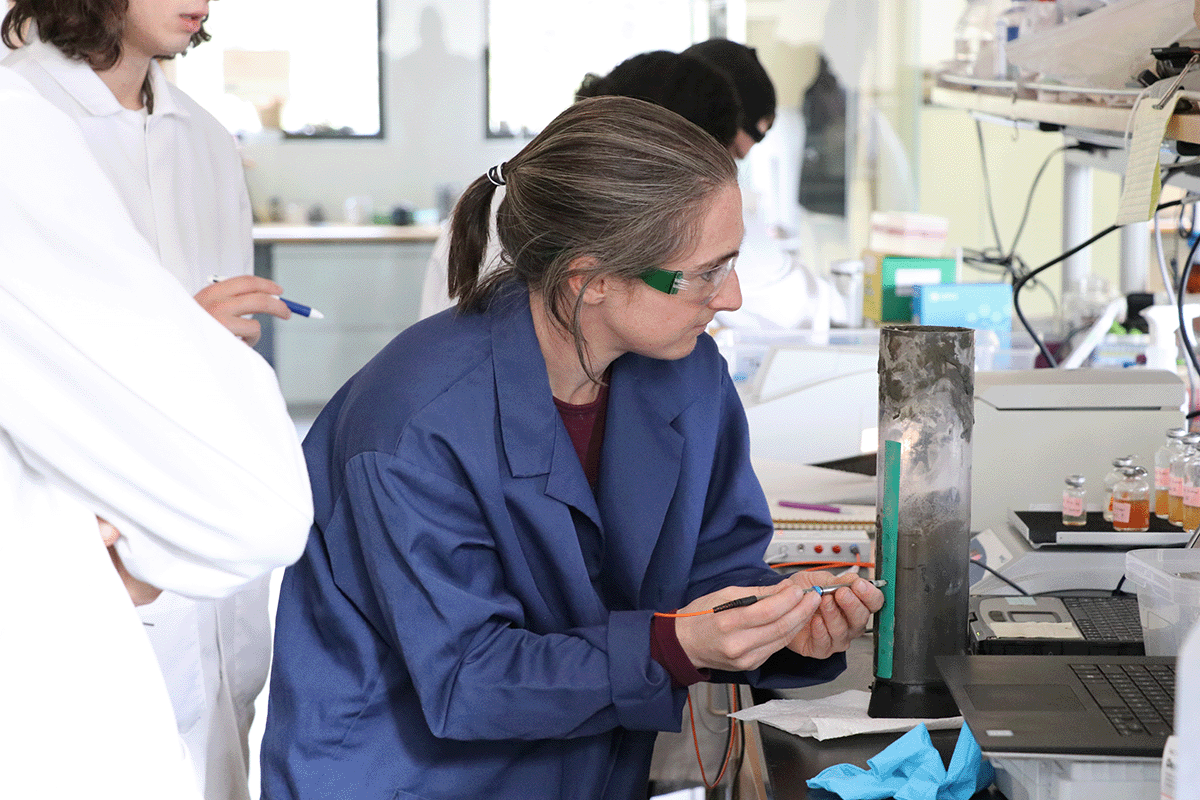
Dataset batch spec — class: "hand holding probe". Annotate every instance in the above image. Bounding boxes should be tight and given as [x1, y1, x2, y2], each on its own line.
[657, 579, 888, 617]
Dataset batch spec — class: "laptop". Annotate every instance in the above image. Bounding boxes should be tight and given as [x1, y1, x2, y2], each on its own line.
[969, 594, 1145, 656]
[937, 653, 1176, 760]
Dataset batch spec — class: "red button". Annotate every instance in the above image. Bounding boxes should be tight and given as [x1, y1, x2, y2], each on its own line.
[814, 545, 824, 553]
[832, 545, 842, 554]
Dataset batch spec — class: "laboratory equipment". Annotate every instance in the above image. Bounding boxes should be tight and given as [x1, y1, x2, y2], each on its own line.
[870, 326, 973, 719]
[715, 327, 880, 466]
[971, 368, 1185, 536]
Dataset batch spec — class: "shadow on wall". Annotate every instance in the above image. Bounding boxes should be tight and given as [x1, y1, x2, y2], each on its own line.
[387, 5, 479, 210]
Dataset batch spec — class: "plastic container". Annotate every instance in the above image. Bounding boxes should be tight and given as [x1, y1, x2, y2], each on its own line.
[1124, 548, 1200, 656]
[991, 755, 1161, 800]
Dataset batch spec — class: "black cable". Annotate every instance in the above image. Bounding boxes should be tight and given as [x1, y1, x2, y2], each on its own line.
[1013, 197, 1195, 368]
[1013, 223, 1118, 367]
[971, 558, 1030, 595]
[1176, 230, 1200, 388]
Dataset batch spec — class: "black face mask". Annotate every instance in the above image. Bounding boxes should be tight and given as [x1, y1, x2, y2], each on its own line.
[743, 115, 774, 143]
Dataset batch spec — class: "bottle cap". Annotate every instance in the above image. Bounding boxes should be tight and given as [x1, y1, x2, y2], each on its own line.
[1066, 474, 1086, 487]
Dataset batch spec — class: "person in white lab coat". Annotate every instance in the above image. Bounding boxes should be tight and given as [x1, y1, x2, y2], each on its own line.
[2, 3, 294, 798]
[0, 64, 312, 799]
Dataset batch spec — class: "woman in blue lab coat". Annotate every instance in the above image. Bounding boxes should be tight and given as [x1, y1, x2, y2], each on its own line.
[261, 96, 883, 800]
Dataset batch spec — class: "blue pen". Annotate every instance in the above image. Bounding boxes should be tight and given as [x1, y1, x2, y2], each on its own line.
[209, 275, 324, 319]
[277, 297, 324, 319]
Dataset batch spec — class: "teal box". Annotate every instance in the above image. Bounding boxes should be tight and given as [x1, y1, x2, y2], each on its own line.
[911, 283, 1012, 350]
[863, 253, 958, 322]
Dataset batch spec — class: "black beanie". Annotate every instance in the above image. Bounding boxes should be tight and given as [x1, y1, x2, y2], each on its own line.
[683, 39, 776, 140]
[575, 50, 740, 148]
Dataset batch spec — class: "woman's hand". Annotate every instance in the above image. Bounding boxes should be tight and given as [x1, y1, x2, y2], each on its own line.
[193, 275, 291, 345]
[782, 571, 883, 660]
[97, 517, 162, 606]
[674, 581, 822, 672]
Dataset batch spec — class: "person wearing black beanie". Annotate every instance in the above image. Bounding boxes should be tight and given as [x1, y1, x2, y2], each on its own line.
[683, 38, 777, 158]
[575, 50, 741, 152]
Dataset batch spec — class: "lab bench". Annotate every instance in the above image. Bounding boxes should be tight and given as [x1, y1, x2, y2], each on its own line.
[748, 635, 1007, 800]
[252, 223, 440, 408]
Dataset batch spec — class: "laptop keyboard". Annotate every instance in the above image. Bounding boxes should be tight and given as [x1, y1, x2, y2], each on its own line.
[1070, 662, 1176, 737]
[1062, 596, 1144, 642]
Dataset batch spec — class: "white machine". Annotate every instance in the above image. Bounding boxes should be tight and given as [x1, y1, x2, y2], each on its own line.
[970, 368, 1186, 595]
[717, 328, 880, 467]
[971, 368, 1186, 536]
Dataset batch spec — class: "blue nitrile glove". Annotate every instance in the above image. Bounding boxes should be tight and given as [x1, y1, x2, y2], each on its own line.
[806, 723, 996, 800]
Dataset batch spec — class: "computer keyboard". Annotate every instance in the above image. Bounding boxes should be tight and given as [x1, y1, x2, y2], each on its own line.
[1071, 662, 1175, 737]
[1062, 596, 1144, 642]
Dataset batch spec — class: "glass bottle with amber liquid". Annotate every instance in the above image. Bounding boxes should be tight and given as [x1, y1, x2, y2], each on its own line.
[1156, 427, 1188, 519]
[1112, 466, 1151, 532]
[1171, 435, 1200, 527]
[1185, 449, 1200, 533]
[1104, 455, 1136, 521]
[1062, 474, 1087, 526]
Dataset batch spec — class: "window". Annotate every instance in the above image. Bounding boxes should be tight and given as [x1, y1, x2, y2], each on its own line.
[171, 0, 382, 138]
[486, 0, 710, 138]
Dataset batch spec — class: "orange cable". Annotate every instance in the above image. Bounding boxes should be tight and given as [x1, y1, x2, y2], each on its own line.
[688, 685, 740, 789]
[770, 560, 874, 570]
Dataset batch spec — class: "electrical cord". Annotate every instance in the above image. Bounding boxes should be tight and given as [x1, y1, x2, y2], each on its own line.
[687, 684, 739, 789]
[1177, 227, 1200, 401]
[768, 559, 874, 570]
[1008, 144, 1076, 259]
[1013, 196, 1197, 367]
[975, 120, 1007, 256]
[971, 558, 1030, 595]
[972, 124, 1079, 336]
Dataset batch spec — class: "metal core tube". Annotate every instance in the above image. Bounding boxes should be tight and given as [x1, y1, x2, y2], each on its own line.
[869, 325, 974, 719]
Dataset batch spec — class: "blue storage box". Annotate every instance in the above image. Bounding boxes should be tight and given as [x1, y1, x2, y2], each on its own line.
[911, 282, 1013, 350]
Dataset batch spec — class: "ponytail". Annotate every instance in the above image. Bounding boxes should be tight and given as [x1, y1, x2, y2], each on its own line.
[446, 176, 501, 312]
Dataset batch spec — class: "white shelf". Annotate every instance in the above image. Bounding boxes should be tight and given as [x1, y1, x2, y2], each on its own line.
[930, 83, 1200, 145]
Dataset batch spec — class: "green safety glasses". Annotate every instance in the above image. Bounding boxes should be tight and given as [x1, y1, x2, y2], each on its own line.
[639, 255, 737, 305]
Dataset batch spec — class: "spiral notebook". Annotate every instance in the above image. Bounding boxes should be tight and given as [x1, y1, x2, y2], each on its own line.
[768, 499, 875, 530]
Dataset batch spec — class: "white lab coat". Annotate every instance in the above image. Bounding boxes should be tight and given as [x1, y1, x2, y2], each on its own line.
[0, 66, 312, 798]
[3, 39, 253, 290]
[418, 190, 504, 320]
[3, 42, 272, 800]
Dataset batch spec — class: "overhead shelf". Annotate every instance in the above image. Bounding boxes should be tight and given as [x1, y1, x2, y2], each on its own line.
[929, 81, 1200, 146]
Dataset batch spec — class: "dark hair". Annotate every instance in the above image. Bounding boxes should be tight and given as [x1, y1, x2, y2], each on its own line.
[575, 50, 740, 149]
[2, 0, 210, 109]
[448, 96, 737, 380]
[683, 39, 776, 141]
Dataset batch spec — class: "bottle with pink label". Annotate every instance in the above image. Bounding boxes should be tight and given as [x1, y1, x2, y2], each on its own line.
[1155, 428, 1188, 519]
[1112, 467, 1150, 532]
[1103, 455, 1136, 522]
[1184, 451, 1200, 534]
[1062, 474, 1086, 526]
[1171, 434, 1200, 527]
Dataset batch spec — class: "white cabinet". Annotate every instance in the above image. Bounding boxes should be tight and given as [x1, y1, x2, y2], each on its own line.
[254, 227, 438, 408]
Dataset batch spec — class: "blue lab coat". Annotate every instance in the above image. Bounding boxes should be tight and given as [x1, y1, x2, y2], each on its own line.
[261, 286, 845, 800]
